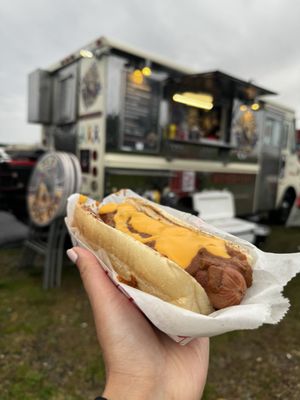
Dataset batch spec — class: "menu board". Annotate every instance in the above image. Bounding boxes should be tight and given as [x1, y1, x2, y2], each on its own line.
[120, 71, 161, 153]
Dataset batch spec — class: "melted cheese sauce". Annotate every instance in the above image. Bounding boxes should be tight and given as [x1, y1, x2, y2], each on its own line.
[79, 194, 88, 204]
[99, 202, 230, 268]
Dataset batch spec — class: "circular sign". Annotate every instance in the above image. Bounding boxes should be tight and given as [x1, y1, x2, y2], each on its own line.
[27, 152, 82, 226]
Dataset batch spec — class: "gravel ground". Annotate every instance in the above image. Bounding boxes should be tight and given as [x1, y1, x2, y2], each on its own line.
[0, 225, 299, 399]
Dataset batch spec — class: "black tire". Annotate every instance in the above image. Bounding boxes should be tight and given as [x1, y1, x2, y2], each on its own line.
[276, 197, 294, 224]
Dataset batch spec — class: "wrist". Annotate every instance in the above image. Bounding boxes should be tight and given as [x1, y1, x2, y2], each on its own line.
[102, 372, 161, 400]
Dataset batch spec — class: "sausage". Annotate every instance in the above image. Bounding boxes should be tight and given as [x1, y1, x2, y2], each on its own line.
[99, 210, 252, 310]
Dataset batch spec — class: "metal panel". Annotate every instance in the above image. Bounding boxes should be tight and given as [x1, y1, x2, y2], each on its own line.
[53, 125, 77, 154]
[28, 69, 52, 123]
[77, 116, 105, 198]
[53, 64, 78, 124]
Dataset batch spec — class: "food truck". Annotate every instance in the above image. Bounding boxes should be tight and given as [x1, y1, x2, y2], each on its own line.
[27, 36, 300, 222]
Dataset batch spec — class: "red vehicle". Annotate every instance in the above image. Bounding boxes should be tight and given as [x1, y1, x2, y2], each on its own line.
[296, 130, 300, 157]
[0, 147, 45, 220]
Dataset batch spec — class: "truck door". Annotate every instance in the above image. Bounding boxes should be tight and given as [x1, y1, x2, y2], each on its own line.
[254, 112, 283, 212]
[275, 118, 299, 218]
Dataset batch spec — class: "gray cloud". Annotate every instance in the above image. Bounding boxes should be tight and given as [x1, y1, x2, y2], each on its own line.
[1, 0, 300, 144]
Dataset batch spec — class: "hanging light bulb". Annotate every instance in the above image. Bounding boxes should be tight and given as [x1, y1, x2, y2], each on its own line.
[142, 66, 152, 76]
[251, 103, 260, 111]
[130, 69, 144, 85]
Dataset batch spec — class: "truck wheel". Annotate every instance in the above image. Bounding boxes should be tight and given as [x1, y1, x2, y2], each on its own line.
[277, 197, 294, 224]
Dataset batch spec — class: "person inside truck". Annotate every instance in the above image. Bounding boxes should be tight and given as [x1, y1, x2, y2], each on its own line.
[67, 247, 209, 400]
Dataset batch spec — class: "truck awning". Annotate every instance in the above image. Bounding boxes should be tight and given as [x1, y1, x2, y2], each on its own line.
[165, 70, 276, 101]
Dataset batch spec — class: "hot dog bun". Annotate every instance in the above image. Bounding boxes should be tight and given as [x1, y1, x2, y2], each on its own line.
[71, 194, 253, 314]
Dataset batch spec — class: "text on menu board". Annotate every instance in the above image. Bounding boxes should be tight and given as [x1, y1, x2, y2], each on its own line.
[121, 71, 161, 153]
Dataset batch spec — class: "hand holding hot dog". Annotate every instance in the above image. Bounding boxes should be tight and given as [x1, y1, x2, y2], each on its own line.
[68, 247, 209, 400]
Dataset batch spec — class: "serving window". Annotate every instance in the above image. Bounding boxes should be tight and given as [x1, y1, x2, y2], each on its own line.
[167, 98, 224, 144]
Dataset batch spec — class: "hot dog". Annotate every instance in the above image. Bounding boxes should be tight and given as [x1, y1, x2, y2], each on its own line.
[71, 194, 253, 315]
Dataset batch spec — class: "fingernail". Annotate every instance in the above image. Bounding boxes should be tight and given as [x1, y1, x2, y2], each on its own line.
[67, 248, 78, 264]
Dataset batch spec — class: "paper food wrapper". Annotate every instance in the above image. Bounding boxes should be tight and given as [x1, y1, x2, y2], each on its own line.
[65, 190, 300, 345]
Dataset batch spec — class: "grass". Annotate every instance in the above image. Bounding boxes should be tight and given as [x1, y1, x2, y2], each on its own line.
[0, 225, 300, 399]
[203, 225, 300, 400]
[0, 249, 105, 400]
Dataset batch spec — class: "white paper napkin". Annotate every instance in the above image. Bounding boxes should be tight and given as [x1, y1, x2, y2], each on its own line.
[65, 190, 300, 344]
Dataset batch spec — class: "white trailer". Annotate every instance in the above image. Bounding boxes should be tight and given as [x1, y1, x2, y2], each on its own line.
[27, 36, 300, 223]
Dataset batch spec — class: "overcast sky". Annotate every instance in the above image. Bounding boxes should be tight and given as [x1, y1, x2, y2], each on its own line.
[1, 0, 300, 144]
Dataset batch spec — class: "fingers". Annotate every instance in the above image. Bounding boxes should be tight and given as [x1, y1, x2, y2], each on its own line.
[67, 247, 125, 320]
[67, 246, 148, 357]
